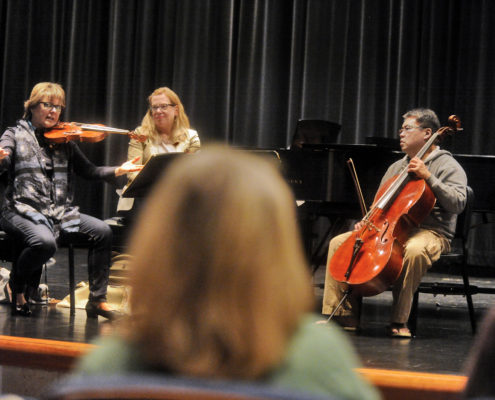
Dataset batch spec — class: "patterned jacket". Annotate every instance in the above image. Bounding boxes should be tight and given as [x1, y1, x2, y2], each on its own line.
[0, 119, 116, 236]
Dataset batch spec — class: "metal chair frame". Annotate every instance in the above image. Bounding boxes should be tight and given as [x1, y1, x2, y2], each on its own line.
[408, 186, 479, 335]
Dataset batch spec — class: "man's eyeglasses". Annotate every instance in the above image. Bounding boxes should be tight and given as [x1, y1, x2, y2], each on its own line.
[398, 125, 422, 133]
[150, 103, 176, 112]
[40, 102, 63, 112]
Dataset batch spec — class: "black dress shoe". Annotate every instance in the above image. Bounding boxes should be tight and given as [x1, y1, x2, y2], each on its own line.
[12, 303, 32, 317]
[85, 301, 122, 321]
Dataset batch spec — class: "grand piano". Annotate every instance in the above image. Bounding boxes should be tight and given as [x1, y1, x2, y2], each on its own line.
[277, 144, 402, 213]
[259, 143, 494, 215]
[257, 144, 495, 269]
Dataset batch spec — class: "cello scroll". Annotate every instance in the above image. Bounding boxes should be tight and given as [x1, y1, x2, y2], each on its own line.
[432, 115, 462, 145]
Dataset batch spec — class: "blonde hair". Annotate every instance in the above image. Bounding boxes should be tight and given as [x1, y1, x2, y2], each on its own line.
[139, 87, 190, 140]
[23, 82, 65, 119]
[126, 145, 314, 379]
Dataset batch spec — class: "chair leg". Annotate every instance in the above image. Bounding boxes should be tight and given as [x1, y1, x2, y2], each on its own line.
[43, 262, 49, 301]
[310, 220, 334, 275]
[68, 243, 75, 316]
[408, 290, 419, 336]
[9, 255, 18, 315]
[461, 263, 476, 333]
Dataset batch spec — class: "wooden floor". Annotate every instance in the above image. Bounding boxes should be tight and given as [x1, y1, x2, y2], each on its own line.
[313, 266, 495, 375]
[1, 247, 495, 399]
[1, 248, 495, 372]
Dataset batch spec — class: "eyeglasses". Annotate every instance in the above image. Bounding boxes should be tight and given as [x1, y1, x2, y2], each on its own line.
[40, 102, 63, 112]
[398, 125, 422, 133]
[150, 103, 176, 112]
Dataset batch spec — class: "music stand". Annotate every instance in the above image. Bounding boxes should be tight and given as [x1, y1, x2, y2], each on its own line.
[290, 119, 341, 150]
[122, 153, 183, 198]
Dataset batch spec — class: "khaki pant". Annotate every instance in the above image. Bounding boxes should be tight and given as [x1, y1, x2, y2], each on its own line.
[322, 228, 450, 324]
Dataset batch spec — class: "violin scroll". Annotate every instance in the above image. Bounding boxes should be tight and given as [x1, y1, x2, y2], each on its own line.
[128, 131, 147, 143]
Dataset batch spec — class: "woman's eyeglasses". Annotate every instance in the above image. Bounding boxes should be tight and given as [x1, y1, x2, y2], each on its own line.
[40, 102, 63, 112]
[150, 104, 176, 112]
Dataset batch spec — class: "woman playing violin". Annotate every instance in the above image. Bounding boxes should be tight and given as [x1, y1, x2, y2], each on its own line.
[321, 108, 468, 337]
[117, 86, 200, 214]
[0, 82, 141, 318]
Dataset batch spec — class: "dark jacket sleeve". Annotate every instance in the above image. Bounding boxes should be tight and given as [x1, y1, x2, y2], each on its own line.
[70, 143, 117, 184]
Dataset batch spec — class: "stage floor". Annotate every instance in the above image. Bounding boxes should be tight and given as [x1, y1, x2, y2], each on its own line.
[1, 248, 494, 376]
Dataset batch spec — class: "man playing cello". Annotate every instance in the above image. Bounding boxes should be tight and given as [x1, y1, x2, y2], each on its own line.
[321, 108, 468, 338]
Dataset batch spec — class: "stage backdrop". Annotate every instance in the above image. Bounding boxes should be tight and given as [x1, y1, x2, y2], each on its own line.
[0, 0, 494, 264]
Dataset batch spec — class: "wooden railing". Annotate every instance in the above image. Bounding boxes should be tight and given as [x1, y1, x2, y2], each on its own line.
[0, 335, 466, 400]
[0, 335, 94, 371]
[358, 368, 466, 400]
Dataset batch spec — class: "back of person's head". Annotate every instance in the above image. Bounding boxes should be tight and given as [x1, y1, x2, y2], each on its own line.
[23, 82, 65, 119]
[463, 307, 495, 398]
[126, 145, 314, 379]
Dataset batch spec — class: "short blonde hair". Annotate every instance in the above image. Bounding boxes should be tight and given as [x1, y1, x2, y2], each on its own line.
[139, 87, 190, 140]
[126, 145, 314, 379]
[23, 82, 65, 119]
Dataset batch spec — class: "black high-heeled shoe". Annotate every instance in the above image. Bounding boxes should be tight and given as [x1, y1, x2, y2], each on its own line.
[9, 283, 32, 317]
[85, 301, 122, 321]
[12, 302, 32, 317]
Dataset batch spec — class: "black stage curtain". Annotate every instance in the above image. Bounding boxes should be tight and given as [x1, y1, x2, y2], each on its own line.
[0, 0, 494, 264]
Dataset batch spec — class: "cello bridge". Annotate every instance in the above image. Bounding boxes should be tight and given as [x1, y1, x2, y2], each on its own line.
[363, 218, 380, 232]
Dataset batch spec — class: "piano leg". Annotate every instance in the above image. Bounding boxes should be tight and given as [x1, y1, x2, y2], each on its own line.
[297, 203, 353, 275]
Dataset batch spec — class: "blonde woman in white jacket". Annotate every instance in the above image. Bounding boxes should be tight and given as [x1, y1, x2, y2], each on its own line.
[118, 87, 200, 213]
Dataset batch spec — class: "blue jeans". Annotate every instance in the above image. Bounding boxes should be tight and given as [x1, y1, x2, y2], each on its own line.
[1, 210, 112, 302]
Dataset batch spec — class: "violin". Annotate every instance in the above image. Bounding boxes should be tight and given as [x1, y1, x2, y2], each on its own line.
[43, 122, 146, 144]
[328, 115, 462, 297]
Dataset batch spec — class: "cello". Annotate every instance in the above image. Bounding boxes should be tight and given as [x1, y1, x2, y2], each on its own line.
[328, 115, 462, 300]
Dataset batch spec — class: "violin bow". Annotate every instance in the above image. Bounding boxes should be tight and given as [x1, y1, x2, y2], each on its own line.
[346, 158, 368, 217]
[73, 122, 131, 135]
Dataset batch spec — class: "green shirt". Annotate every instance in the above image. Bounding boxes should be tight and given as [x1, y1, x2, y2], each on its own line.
[76, 314, 381, 400]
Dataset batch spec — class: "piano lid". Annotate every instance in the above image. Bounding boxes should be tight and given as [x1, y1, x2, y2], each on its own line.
[277, 144, 402, 207]
[454, 153, 495, 213]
